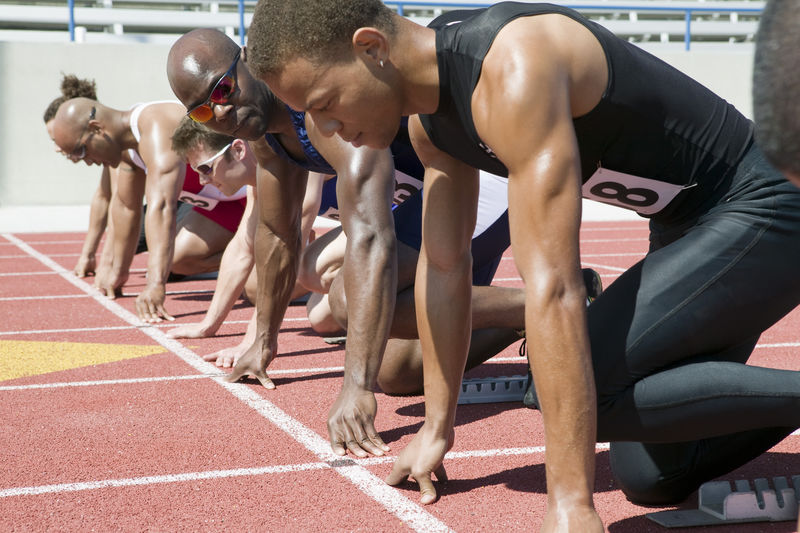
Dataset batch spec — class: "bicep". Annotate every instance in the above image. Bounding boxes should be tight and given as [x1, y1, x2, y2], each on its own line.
[113, 166, 146, 210]
[334, 148, 396, 238]
[475, 40, 583, 277]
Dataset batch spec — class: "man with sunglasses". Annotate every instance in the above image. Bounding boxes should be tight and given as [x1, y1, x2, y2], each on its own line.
[168, 119, 328, 363]
[166, 28, 547, 458]
[50, 97, 248, 322]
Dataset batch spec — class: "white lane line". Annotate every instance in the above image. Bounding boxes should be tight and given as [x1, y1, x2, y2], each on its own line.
[0, 288, 213, 298]
[580, 261, 628, 273]
[0, 374, 218, 391]
[0, 294, 88, 301]
[0, 367, 348, 392]
[0, 463, 331, 498]
[0, 316, 306, 336]
[0, 443, 614, 499]
[0, 253, 81, 259]
[3, 233, 450, 533]
[0, 240, 85, 246]
[0, 271, 58, 276]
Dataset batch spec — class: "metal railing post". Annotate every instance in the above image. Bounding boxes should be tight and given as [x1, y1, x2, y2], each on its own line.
[238, 0, 245, 45]
[684, 9, 692, 50]
[68, 0, 75, 42]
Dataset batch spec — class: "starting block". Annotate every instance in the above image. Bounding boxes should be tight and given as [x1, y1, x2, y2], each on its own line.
[457, 375, 528, 404]
[647, 476, 800, 528]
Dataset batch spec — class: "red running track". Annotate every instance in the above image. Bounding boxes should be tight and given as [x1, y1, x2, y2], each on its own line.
[1, 221, 799, 532]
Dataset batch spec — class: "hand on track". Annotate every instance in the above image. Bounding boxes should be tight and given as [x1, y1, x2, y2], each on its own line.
[327, 386, 390, 458]
[385, 426, 454, 504]
[73, 255, 96, 278]
[136, 283, 174, 323]
[225, 340, 276, 389]
[203, 344, 247, 368]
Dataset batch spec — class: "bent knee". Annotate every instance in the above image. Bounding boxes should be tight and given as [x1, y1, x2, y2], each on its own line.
[377, 373, 423, 397]
[610, 442, 698, 505]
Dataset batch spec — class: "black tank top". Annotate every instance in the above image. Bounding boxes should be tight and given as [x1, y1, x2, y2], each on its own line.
[419, 2, 753, 218]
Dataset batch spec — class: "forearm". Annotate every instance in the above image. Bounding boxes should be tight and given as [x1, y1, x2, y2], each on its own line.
[253, 222, 299, 349]
[528, 288, 596, 506]
[199, 237, 255, 334]
[341, 229, 397, 390]
[416, 247, 473, 433]
[81, 189, 110, 259]
[109, 197, 141, 279]
[144, 201, 177, 287]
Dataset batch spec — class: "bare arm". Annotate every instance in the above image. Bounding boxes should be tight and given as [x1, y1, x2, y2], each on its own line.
[168, 186, 258, 338]
[74, 165, 112, 277]
[308, 124, 398, 457]
[102, 163, 145, 298]
[226, 141, 309, 388]
[472, 16, 603, 531]
[299, 172, 327, 250]
[136, 104, 188, 322]
[386, 116, 478, 499]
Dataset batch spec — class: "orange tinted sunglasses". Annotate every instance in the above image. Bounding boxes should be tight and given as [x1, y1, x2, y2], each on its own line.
[186, 49, 241, 123]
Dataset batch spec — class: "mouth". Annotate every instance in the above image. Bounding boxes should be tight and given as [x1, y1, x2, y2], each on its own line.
[346, 132, 363, 147]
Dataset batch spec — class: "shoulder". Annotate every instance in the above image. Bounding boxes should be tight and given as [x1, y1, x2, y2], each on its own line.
[137, 102, 185, 137]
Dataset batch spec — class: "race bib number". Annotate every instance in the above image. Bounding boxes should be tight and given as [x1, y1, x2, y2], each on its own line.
[582, 167, 685, 215]
[178, 190, 219, 211]
[393, 170, 424, 206]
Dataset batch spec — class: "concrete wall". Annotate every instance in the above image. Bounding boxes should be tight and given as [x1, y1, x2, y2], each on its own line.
[0, 40, 755, 207]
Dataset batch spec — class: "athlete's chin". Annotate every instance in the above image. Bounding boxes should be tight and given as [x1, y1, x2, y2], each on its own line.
[347, 132, 391, 150]
[232, 113, 264, 141]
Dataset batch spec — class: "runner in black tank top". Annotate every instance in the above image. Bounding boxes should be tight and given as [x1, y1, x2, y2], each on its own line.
[249, 0, 800, 517]
[423, 3, 800, 505]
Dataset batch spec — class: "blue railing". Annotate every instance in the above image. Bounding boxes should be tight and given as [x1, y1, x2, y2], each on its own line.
[65, 1, 763, 51]
[386, 1, 763, 50]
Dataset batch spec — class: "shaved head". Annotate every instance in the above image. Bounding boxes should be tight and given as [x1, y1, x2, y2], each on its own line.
[51, 97, 97, 152]
[165, 28, 280, 140]
[167, 29, 240, 104]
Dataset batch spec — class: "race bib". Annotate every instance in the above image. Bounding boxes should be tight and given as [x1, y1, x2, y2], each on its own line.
[392, 170, 424, 206]
[582, 167, 686, 216]
[178, 190, 219, 211]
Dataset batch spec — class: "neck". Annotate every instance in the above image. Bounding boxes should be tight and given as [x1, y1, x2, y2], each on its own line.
[393, 16, 440, 115]
[262, 86, 293, 134]
[113, 107, 137, 150]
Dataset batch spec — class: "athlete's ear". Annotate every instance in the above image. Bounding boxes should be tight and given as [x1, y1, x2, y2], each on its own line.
[230, 138, 248, 161]
[87, 118, 103, 134]
[352, 27, 389, 68]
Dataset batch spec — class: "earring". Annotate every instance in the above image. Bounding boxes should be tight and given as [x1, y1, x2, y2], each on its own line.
[379, 59, 385, 68]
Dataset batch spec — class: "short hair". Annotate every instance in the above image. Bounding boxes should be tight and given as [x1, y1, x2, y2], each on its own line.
[43, 74, 98, 123]
[247, 0, 395, 78]
[753, 0, 800, 176]
[171, 117, 236, 159]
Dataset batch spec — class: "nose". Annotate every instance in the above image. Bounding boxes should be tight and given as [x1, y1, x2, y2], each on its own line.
[212, 102, 235, 122]
[314, 114, 342, 138]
